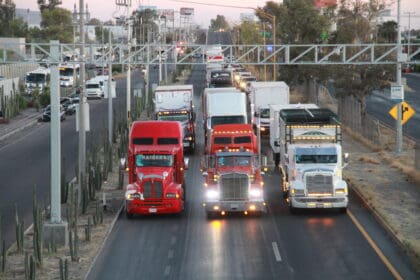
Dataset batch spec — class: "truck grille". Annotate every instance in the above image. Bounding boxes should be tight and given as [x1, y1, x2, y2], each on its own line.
[220, 173, 249, 201]
[306, 174, 333, 195]
[143, 181, 163, 199]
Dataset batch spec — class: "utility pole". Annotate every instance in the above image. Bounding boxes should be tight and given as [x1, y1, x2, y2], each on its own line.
[77, 0, 89, 189]
[116, 0, 132, 126]
[43, 40, 68, 247]
[396, 0, 403, 153]
[108, 27, 113, 144]
[404, 12, 415, 59]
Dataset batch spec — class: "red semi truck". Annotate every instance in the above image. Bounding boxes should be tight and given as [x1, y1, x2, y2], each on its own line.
[124, 121, 188, 218]
[201, 124, 267, 217]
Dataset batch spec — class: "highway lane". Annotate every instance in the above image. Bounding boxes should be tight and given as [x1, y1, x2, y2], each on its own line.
[367, 73, 420, 140]
[0, 73, 135, 248]
[87, 64, 418, 280]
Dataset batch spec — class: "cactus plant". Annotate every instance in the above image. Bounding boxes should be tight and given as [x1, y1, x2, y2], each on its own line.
[1, 239, 6, 273]
[24, 253, 36, 280]
[15, 204, 24, 254]
[85, 217, 92, 242]
[59, 257, 69, 280]
[33, 188, 43, 267]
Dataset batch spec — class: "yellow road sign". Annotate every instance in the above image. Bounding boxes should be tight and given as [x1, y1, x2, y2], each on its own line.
[389, 101, 415, 125]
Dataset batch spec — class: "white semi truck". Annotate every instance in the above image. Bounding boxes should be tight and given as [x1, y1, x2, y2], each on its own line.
[271, 106, 349, 213]
[153, 84, 196, 153]
[249, 81, 289, 135]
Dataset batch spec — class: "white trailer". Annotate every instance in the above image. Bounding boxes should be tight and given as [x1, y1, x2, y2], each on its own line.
[249, 81, 289, 135]
[203, 87, 247, 133]
[270, 103, 318, 166]
[153, 84, 196, 152]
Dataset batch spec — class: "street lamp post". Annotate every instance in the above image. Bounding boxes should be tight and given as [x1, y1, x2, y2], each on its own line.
[256, 9, 276, 80]
[396, 0, 403, 153]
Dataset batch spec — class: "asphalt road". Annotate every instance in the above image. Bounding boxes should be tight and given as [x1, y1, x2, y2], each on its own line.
[86, 64, 419, 280]
[0, 71, 139, 249]
[366, 73, 420, 140]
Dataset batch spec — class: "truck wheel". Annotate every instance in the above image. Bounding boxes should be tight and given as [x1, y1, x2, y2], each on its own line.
[274, 153, 280, 167]
[289, 204, 299, 215]
[339, 207, 347, 214]
[126, 211, 134, 219]
[206, 211, 216, 219]
[182, 184, 186, 201]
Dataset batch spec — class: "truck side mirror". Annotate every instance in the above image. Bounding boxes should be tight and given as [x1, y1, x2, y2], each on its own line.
[191, 112, 196, 122]
[261, 156, 268, 175]
[343, 153, 349, 168]
[184, 158, 189, 170]
[274, 141, 280, 147]
[202, 171, 208, 177]
[119, 158, 127, 170]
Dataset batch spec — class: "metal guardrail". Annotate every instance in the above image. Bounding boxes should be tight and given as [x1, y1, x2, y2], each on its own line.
[1, 42, 420, 65]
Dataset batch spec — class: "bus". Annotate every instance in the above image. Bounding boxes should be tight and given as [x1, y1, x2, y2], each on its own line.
[59, 63, 80, 87]
[25, 67, 50, 95]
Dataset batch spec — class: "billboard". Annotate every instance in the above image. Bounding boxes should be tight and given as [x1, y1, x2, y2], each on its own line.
[158, 9, 175, 21]
[314, 0, 337, 8]
[180, 7, 194, 16]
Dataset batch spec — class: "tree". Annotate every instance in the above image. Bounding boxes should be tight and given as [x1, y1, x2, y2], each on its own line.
[331, 0, 393, 120]
[37, 0, 61, 12]
[133, 8, 158, 44]
[0, 0, 16, 36]
[40, 7, 73, 43]
[209, 15, 229, 31]
[377, 20, 397, 43]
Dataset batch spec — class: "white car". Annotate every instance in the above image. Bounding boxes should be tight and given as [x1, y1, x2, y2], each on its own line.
[86, 78, 103, 99]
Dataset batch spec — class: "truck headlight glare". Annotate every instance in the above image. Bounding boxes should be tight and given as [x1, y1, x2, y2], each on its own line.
[206, 190, 219, 199]
[250, 188, 262, 198]
[335, 187, 347, 194]
[166, 193, 178, 198]
[126, 192, 141, 200]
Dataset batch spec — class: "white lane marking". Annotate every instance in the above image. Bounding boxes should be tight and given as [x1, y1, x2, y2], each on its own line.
[171, 236, 177, 245]
[272, 242, 282, 262]
[164, 265, 171, 276]
[168, 249, 174, 259]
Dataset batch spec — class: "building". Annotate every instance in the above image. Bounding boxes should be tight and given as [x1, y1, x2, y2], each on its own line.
[15, 8, 42, 28]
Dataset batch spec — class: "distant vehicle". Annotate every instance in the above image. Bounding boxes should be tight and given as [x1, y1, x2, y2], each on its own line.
[0, 75, 5, 81]
[86, 78, 104, 99]
[60, 97, 76, 115]
[41, 105, 66, 122]
[59, 63, 80, 87]
[25, 67, 50, 95]
[69, 91, 80, 103]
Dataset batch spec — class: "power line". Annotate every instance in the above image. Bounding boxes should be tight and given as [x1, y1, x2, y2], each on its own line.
[168, 0, 253, 10]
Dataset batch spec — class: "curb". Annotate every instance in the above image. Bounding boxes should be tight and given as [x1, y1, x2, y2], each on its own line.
[83, 201, 124, 280]
[0, 117, 39, 142]
[347, 179, 420, 271]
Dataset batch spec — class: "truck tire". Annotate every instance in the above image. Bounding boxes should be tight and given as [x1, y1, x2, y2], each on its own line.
[274, 153, 280, 167]
[182, 183, 186, 201]
[339, 207, 347, 214]
[206, 211, 216, 219]
[126, 211, 134, 219]
[289, 204, 299, 215]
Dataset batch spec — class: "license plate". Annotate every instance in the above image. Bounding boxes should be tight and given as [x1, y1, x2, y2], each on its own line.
[230, 204, 239, 209]
[149, 208, 157, 213]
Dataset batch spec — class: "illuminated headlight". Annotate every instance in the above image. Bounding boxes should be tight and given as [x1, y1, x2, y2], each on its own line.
[260, 127, 266, 132]
[166, 193, 179, 199]
[240, 82, 246, 88]
[249, 188, 263, 198]
[184, 136, 193, 141]
[125, 191, 141, 200]
[206, 190, 219, 200]
[290, 188, 304, 196]
[335, 187, 347, 194]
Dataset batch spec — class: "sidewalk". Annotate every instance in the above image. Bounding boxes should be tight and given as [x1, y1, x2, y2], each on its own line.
[0, 107, 41, 143]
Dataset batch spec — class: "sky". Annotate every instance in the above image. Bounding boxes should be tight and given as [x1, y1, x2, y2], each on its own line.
[13, 0, 420, 29]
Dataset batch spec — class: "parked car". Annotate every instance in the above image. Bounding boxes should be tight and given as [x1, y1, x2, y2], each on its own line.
[60, 97, 76, 115]
[41, 105, 66, 122]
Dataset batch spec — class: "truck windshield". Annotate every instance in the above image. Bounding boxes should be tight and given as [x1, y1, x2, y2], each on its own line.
[157, 112, 189, 122]
[26, 74, 46, 83]
[217, 156, 250, 167]
[136, 154, 173, 167]
[295, 147, 337, 164]
[211, 116, 245, 127]
[260, 108, 270, 118]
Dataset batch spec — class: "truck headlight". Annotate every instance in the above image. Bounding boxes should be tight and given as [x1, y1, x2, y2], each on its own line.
[126, 191, 141, 200]
[166, 193, 179, 199]
[206, 190, 219, 200]
[290, 188, 304, 196]
[335, 187, 347, 194]
[249, 188, 263, 198]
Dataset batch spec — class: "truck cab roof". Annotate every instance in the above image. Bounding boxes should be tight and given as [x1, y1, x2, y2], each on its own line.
[280, 108, 340, 125]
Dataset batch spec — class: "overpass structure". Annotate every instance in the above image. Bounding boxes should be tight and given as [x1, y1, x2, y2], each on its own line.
[1, 42, 420, 66]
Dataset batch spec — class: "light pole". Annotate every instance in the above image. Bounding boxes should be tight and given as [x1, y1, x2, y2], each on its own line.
[255, 9, 276, 80]
[404, 12, 415, 59]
